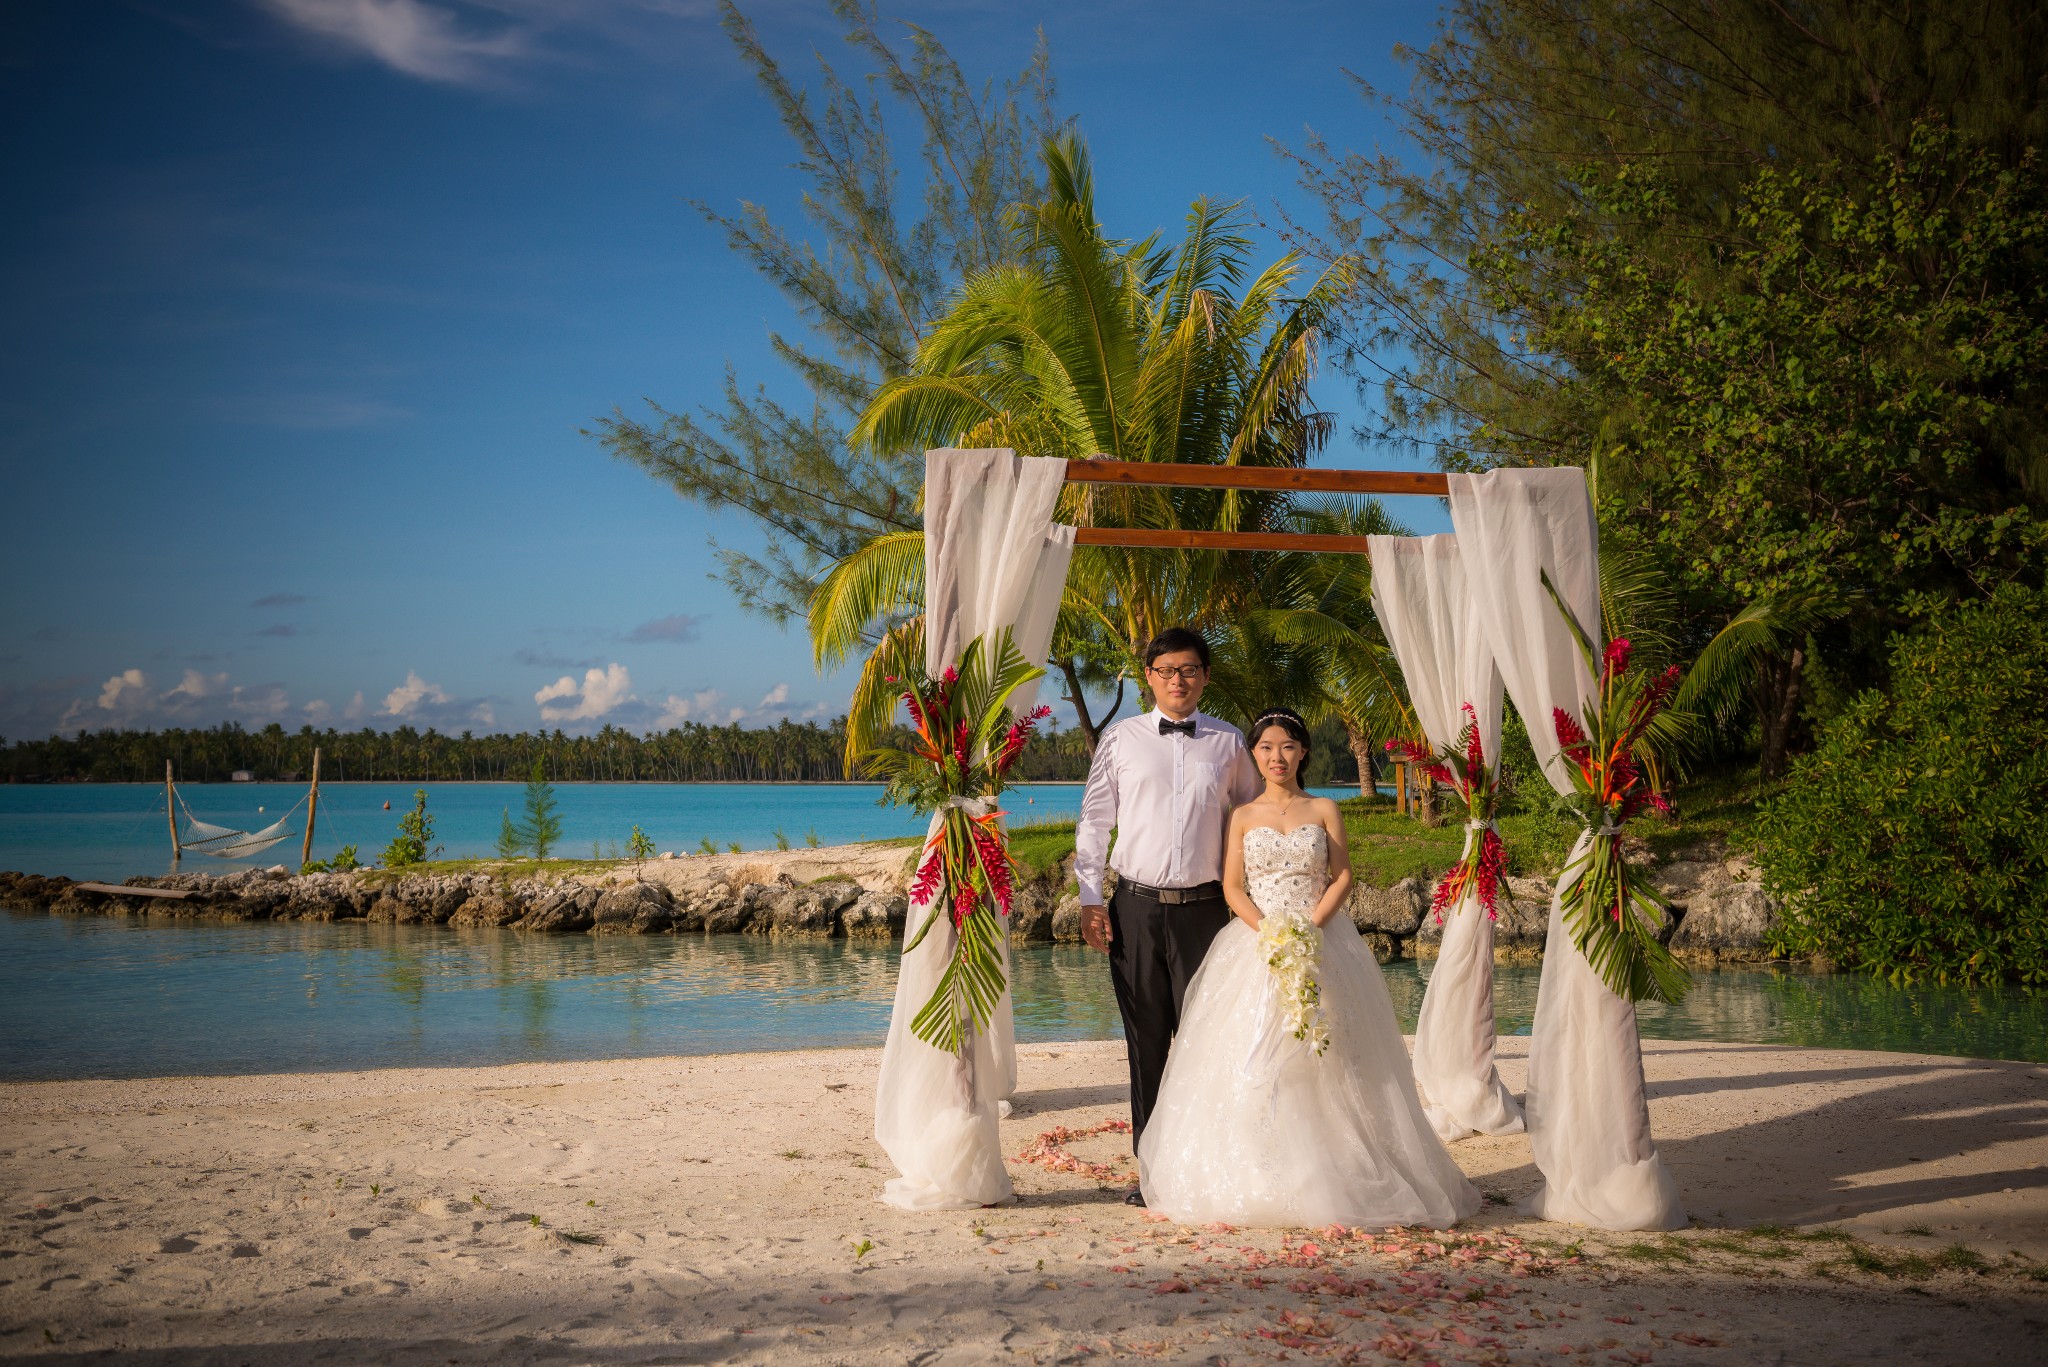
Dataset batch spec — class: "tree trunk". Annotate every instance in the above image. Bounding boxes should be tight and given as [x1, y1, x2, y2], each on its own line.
[1343, 721, 1379, 800]
[1758, 645, 1807, 781]
[1058, 657, 1125, 759]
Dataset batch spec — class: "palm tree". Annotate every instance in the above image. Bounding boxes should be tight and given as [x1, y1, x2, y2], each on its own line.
[811, 129, 1356, 765]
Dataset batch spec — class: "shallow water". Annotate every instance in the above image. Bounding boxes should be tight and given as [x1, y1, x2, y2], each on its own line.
[1, 909, 2039, 1081]
[0, 781, 1374, 881]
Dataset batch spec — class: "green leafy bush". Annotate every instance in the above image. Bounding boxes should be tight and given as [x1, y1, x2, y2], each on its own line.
[1754, 585, 2048, 985]
[381, 791, 439, 869]
[302, 844, 360, 875]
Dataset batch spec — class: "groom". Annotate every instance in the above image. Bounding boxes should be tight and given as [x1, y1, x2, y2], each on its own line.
[1076, 627, 1259, 1203]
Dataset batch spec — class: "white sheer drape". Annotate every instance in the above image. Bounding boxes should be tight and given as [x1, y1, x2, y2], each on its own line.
[875, 448, 1076, 1210]
[1367, 534, 1522, 1143]
[1446, 468, 1684, 1231]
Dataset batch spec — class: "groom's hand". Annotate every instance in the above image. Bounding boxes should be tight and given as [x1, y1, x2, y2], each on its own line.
[1080, 904, 1111, 952]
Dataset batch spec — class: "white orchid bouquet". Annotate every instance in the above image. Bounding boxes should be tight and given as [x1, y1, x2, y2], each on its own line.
[1257, 909, 1331, 1056]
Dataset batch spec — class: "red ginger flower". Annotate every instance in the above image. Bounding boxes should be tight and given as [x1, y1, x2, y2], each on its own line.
[1552, 707, 1592, 769]
[910, 847, 944, 906]
[1601, 637, 1632, 685]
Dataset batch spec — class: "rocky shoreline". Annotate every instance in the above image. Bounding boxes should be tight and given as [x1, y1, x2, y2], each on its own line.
[0, 842, 1783, 963]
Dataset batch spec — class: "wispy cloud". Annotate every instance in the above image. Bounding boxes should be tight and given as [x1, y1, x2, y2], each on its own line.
[254, 0, 529, 84]
[514, 646, 603, 670]
[251, 592, 308, 608]
[624, 613, 704, 644]
[758, 682, 789, 708]
[255, 623, 300, 637]
[52, 668, 299, 731]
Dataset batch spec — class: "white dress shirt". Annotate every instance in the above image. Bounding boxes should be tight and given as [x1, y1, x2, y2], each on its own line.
[1074, 708, 1262, 905]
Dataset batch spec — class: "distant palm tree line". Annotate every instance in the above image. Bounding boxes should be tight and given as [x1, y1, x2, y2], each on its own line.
[1, 713, 1368, 788]
[0, 718, 1109, 786]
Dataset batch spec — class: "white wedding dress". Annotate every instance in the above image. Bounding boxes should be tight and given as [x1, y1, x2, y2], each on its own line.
[1137, 824, 1482, 1229]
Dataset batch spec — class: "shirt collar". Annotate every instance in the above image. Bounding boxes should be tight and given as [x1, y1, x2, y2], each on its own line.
[1146, 707, 1206, 730]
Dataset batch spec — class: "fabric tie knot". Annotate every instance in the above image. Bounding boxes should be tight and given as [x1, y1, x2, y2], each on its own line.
[1157, 717, 1197, 737]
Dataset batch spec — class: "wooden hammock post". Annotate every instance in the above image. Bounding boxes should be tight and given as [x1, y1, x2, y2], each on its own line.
[166, 759, 180, 866]
[300, 747, 322, 870]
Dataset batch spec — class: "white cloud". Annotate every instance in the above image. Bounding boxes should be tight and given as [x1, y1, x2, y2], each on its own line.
[382, 669, 450, 717]
[757, 682, 790, 708]
[58, 668, 287, 730]
[98, 668, 152, 712]
[304, 698, 333, 725]
[379, 671, 495, 727]
[256, 0, 526, 84]
[536, 663, 636, 722]
[170, 669, 228, 701]
[343, 690, 368, 721]
[653, 687, 723, 728]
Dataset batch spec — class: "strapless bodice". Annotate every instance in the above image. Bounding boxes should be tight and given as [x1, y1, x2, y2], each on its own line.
[1242, 824, 1328, 919]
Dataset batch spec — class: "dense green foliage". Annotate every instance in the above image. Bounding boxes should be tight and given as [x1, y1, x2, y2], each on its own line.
[1753, 586, 2048, 985]
[1289, 0, 2048, 772]
[380, 790, 439, 869]
[493, 808, 522, 862]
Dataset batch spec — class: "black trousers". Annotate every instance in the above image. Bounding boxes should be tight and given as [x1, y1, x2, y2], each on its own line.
[1108, 886, 1232, 1143]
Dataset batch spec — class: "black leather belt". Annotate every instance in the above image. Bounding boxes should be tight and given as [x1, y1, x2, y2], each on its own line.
[1118, 878, 1224, 905]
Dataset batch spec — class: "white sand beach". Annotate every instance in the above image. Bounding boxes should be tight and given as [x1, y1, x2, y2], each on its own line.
[3, 1038, 2045, 1364]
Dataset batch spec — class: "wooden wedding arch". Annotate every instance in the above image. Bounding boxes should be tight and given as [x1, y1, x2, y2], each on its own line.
[1058, 456, 1453, 810]
[1062, 458, 1447, 552]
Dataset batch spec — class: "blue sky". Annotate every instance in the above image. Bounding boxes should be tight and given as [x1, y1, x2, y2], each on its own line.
[0, 0, 1449, 742]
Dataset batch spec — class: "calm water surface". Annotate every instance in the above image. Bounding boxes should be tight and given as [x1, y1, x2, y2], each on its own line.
[0, 782, 1370, 882]
[2, 909, 2040, 1081]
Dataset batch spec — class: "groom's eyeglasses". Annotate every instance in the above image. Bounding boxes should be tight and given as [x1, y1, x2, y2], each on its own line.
[1147, 665, 1207, 682]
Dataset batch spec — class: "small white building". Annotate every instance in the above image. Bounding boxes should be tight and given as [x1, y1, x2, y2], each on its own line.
[230, 770, 255, 783]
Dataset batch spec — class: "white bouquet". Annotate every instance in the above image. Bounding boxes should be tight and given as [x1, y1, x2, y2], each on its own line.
[1256, 908, 1330, 1056]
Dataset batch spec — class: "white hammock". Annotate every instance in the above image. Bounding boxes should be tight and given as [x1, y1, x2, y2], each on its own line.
[176, 792, 300, 860]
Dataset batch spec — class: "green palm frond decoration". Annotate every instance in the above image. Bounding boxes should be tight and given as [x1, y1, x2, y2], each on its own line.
[866, 628, 1051, 1056]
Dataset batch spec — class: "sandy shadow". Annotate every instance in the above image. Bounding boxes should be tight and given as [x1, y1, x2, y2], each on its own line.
[1653, 1062, 2048, 1234]
[1007, 1083, 1128, 1115]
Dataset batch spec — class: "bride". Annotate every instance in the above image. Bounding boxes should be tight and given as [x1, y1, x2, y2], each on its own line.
[1136, 707, 1481, 1229]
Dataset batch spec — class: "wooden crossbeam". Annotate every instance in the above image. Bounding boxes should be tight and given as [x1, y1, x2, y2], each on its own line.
[1064, 458, 1447, 496]
[1072, 527, 1376, 553]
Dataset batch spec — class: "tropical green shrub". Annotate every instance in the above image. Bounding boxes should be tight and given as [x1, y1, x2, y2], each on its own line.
[1754, 585, 2048, 985]
[381, 792, 439, 869]
[302, 844, 360, 875]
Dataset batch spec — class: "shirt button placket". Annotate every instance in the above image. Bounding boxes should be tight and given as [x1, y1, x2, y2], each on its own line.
[1172, 730, 1184, 885]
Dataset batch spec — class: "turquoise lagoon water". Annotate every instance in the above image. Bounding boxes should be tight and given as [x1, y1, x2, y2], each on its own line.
[0, 781, 1373, 882]
[0, 781, 1086, 882]
[1, 909, 2040, 1082]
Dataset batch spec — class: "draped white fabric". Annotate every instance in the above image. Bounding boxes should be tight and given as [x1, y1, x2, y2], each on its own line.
[1446, 468, 1685, 1232]
[1367, 534, 1522, 1142]
[874, 449, 1076, 1210]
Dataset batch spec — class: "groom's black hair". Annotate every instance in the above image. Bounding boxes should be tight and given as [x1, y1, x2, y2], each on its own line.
[1247, 707, 1312, 758]
[1143, 627, 1211, 670]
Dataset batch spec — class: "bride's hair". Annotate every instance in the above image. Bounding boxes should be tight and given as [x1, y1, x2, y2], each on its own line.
[1247, 707, 1312, 763]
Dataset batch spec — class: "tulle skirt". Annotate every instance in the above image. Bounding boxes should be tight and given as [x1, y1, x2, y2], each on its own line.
[1137, 915, 1481, 1229]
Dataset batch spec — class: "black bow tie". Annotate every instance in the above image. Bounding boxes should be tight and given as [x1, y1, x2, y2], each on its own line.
[1158, 716, 1197, 737]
